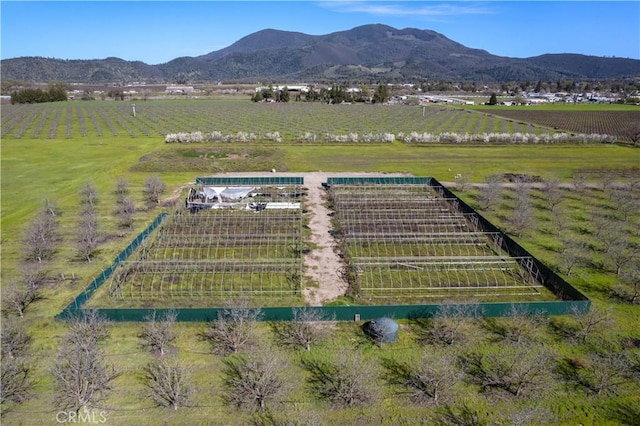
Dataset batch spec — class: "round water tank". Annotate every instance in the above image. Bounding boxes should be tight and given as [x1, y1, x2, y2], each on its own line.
[362, 317, 399, 343]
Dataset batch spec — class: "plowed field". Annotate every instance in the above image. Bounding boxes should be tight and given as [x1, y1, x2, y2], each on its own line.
[478, 109, 639, 141]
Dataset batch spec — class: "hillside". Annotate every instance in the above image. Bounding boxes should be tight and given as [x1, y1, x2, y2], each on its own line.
[2, 24, 639, 83]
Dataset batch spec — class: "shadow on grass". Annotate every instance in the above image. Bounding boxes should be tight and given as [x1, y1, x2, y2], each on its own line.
[599, 399, 640, 426]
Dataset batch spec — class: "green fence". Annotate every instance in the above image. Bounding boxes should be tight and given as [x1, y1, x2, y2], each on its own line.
[326, 176, 433, 185]
[429, 177, 589, 302]
[82, 300, 589, 322]
[196, 176, 304, 185]
[57, 176, 590, 322]
[56, 213, 168, 320]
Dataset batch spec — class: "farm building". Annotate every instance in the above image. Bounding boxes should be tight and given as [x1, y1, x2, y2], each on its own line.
[165, 85, 195, 93]
[255, 85, 310, 93]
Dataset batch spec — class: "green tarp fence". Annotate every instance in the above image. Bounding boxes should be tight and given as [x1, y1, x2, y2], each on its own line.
[326, 176, 433, 185]
[84, 300, 589, 322]
[196, 176, 304, 185]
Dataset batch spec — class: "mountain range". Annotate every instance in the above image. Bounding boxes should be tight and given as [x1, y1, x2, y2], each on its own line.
[2, 24, 639, 83]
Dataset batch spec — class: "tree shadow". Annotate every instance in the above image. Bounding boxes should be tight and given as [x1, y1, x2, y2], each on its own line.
[599, 399, 640, 426]
[379, 357, 412, 387]
[436, 403, 488, 426]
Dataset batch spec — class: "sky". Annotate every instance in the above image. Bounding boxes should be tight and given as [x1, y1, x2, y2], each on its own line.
[1, 1, 639, 64]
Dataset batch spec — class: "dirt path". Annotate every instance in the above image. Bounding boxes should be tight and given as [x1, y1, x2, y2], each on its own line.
[300, 173, 347, 306]
[209, 171, 407, 305]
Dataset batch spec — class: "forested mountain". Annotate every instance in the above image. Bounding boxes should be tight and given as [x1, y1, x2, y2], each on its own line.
[2, 24, 639, 83]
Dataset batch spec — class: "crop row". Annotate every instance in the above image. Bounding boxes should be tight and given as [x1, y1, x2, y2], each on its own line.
[2, 101, 560, 141]
[481, 110, 638, 141]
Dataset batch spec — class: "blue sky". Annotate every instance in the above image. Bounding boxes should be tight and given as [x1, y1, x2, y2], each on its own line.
[1, 1, 639, 64]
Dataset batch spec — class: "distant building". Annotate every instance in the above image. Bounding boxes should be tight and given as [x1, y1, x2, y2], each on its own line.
[165, 85, 195, 94]
[255, 85, 309, 93]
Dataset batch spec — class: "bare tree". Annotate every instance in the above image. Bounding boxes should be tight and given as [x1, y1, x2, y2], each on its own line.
[559, 351, 633, 396]
[272, 307, 332, 351]
[590, 211, 612, 241]
[64, 310, 111, 353]
[570, 173, 588, 197]
[611, 188, 637, 222]
[76, 205, 99, 263]
[477, 175, 502, 211]
[416, 303, 483, 346]
[114, 177, 130, 198]
[222, 351, 288, 411]
[80, 181, 98, 207]
[383, 351, 462, 404]
[2, 281, 40, 318]
[143, 175, 166, 205]
[1, 264, 49, 318]
[482, 304, 547, 344]
[20, 262, 49, 291]
[22, 204, 60, 262]
[43, 198, 62, 217]
[548, 204, 569, 237]
[558, 234, 588, 277]
[303, 351, 378, 407]
[540, 178, 564, 212]
[553, 306, 614, 344]
[507, 184, 535, 237]
[200, 302, 262, 355]
[598, 220, 627, 255]
[1, 355, 32, 406]
[612, 263, 640, 304]
[51, 311, 118, 413]
[139, 310, 178, 357]
[621, 121, 640, 145]
[0, 319, 33, 407]
[1, 317, 32, 360]
[606, 232, 637, 275]
[142, 356, 194, 410]
[115, 196, 136, 229]
[460, 344, 553, 398]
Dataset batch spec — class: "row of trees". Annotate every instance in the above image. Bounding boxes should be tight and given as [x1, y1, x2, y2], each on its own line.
[1, 175, 166, 320]
[468, 176, 639, 303]
[3, 303, 637, 423]
[418, 78, 639, 96]
[0, 174, 167, 415]
[251, 84, 391, 104]
[10, 83, 68, 104]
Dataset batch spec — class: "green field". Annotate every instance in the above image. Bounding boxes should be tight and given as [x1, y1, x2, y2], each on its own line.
[1, 100, 639, 425]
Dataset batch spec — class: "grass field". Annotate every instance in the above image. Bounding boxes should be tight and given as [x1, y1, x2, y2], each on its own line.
[1, 100, 639, 425]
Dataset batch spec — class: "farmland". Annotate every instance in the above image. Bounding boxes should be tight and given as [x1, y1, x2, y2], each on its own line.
[3, 100, 638, 142]
[1, 99, 639, 425]
[475, 107, 639, 141]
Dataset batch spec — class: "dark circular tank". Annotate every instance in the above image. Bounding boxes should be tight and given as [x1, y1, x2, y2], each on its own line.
[362, 317, 399, 343]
